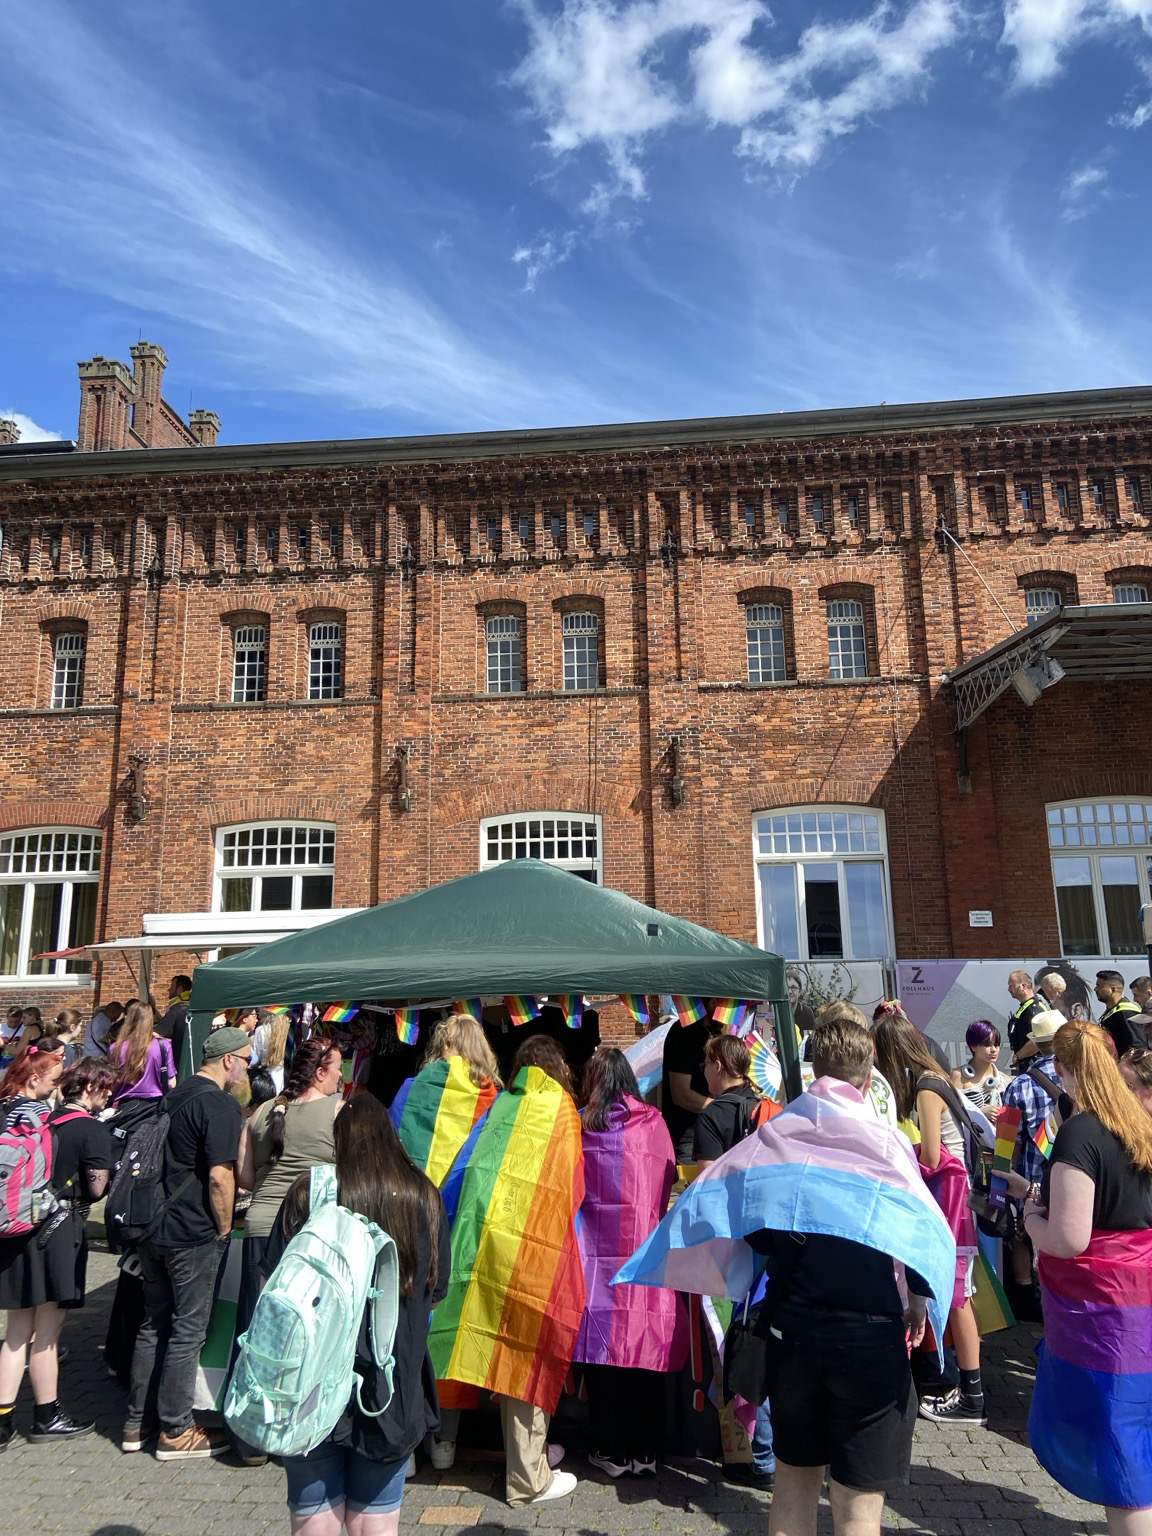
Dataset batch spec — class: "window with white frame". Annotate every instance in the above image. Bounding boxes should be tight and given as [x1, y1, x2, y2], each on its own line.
[485, 615, 523, 694]
[562, 611, 599, 691]
[215, 823, 335, 914]
[481, 814, 601, 883]
[51, 632, 85, 709]
[746, 603, 786, 683]
[1113, 583, 1149, 605]
[826, 599, 868, 679]
[753, 808, 892, 961]
[1025, 587, 1063, 624]
[0, 830, 101, 979]
[1047, 801, 1152, 956]
[307, 621, 342, 700]
[232, 624, 267, 703]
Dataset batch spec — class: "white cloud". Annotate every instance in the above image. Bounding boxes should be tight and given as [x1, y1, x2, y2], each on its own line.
[1060, 162, 1111, 219]
[1111, 58, 1152, 124]
[512, 229, 578, 289]
[512, 0, 966, 204]
[0, 412, 63, 443]
[1002, 0, 1152, 87]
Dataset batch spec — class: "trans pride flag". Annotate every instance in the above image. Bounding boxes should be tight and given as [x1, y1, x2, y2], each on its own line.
[622, 1021, 673, 1096]
[1031, 1227, 1152, 1508]
[615, 1076, 957, 1352]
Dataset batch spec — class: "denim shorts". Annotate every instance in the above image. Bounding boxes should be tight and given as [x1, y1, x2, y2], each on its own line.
[283, 1442, 409, 1515]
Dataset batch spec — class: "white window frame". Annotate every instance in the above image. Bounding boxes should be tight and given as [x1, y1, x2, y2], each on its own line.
[51, 631, 86, 709]
[1047, 800, 1152, 958]
[752, 807, 894, 962]
[746, 603, 786, 684]
[0, 828, 102, 983]
[307, 620, 342, 700]
[213, 821, 336, 915]
[232, 624, 267, 703]
[561, 611, 600, 691]
[826, 599, 868, 679]
[1113, 583, 1149, 605]
[1025, 587, 1063, 624]
[485, 614, 523, 694]
[480, 813, 602, 884]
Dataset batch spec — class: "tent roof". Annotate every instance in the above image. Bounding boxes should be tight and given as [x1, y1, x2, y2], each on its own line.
[187, 859, 786, 1013]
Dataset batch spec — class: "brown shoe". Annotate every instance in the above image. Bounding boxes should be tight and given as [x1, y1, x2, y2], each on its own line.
[121, 1421, 160, 1453]
[155, 1425, 229, 1461]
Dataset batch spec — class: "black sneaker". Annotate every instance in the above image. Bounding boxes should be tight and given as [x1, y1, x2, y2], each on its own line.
[28, 1410, 95, 1443]
[589, 1449, 631, 1478]
[0, 1416, 14, 1453]
[918, 1388, 987, 1426]
[722, 1463, 775, 1492]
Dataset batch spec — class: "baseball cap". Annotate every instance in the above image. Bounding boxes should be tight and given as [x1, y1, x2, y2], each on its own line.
[201, 1026, 252, 1063]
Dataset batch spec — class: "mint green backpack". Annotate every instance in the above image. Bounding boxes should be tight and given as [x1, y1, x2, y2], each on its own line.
[224, 1164, 400, 1456]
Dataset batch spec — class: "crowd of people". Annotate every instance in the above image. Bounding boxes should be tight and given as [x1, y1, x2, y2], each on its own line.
[0, 964, 1150, 1536]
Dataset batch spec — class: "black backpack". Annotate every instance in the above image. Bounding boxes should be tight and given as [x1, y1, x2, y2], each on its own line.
[104, 1096, 196, 1251]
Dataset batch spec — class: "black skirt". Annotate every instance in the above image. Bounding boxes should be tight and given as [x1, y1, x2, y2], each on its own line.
[0, 1204, 91, 1310]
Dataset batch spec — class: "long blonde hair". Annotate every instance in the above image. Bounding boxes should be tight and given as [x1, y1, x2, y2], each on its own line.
[423, 1014, 502, 1090]
[1054, 1020, 1152, 1174]
[257, 1010, 291, 1069]
[116, 1001, 158, 1084]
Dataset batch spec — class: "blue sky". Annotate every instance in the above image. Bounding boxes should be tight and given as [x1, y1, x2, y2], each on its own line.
[2, 0, 1151, 445]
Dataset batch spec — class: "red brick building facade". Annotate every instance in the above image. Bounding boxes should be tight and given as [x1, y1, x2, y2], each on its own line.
[1, 351, 1150, 1020]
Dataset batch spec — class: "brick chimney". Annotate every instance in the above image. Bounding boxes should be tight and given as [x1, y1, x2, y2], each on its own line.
[130, 341, 168, 445]
[187, 409, 221, 447]
[0, 419, 20, 446]
[77, 356, 137, 451]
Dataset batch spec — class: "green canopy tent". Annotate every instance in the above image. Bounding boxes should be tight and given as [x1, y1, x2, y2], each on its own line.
[185, 858, 801, 1095]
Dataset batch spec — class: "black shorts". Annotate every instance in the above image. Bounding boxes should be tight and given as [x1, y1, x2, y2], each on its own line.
[764, 1309, 916, 1492]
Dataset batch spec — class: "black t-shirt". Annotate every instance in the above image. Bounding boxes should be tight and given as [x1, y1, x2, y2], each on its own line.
[747, 1229, 930, 1316]
[694, 1082, 761, 1163]
[661, 1021, 711, 1160]
[153, 1075, 242, 1247]
[1100, 1003, 1147, 1058]
[1008, 996, 1045, 1055]
[1042, 1111, 1152, 1231]
[49, 1107, 113, 1200]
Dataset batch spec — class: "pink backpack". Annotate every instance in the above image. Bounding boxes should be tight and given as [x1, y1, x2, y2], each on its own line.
[0, 1104, 74, 1236]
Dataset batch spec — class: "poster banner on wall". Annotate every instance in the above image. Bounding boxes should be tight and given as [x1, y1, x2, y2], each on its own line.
[753, 961, 888, 1040]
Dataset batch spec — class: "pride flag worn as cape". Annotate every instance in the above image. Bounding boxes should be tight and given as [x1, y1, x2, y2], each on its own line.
[1031, 1226, 1152, 1508]
[616, 1075, 957, 1351]
[428, 1064, 585, 1413]
[573, 1095, 686, 1373]
[391, 1055, 498, 1191]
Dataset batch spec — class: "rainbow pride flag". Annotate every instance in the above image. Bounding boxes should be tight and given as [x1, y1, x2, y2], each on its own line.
[504, 995, 541, 1027]
[554, 994, 583, 1030]
[671, 996, 707, 1027]
[393, 1006, 420, 1046]
[262, 1004, 292, 1016]
[711, 998, 754, 1031]
[993, 1104, 1022, 1171]
[450, 998, 484, 1025]
[1032, 1113, 1057, 1160]
[391, 1054, 499, 1191]
[320, 1002, 360, 1024]
[619, 994, 650, 1027]
[428, 1064, 586, 1412]
[1031, 1227, 1152, 1506]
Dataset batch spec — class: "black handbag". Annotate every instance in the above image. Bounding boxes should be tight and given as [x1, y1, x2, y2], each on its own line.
[722, 1233, 804, 1403]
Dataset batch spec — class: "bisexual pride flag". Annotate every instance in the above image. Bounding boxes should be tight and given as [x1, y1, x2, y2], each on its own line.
[616, 1075, 957, 1356]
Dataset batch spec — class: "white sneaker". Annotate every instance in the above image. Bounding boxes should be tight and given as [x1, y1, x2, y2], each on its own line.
[405, 1454, 417, 1479]
[428, 1436, 456, 1471]
[530, 1470, 578, 1504]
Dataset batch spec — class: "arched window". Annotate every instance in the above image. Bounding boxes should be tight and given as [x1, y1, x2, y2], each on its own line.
[481, 814, 601, 883]
[1047, 800, 1152, 956]
[485, 614, 523, 694]
[561, 611, 600, 691]
[746, 603, 786, 683]
[214, 823, 335, 913]
[50, 631, 86, 709]
[307, 620, 342, 700]
[826, 598, 868, 679]
[0, 829, 101, 979]
[753, 807, 892, 961]
[1024, 588, 1062, 625]
[232, 624, 267, 703]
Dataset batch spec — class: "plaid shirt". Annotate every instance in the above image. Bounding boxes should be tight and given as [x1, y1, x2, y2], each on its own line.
[1001, 1053, 1060, 1183]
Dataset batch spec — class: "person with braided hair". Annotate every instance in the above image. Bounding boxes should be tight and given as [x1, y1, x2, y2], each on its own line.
[234, 1037, 345, 1338]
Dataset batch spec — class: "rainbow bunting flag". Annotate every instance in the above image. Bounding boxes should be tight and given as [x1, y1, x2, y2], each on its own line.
[553, 994, 583, 1030]
[504, 995, 541, 1027]
[618, 993, 651, 1028]
[428, 1064, 586, 1412]
[390, 1054, 499, 1191]
[711, 998, 754, 1031]
[450, 998, 484, 1025]
[993, 1105, 1022, 1172]
[320, 1002, 360, 1024]
[1032, 1113, 1057, 1160]
[262, 1003, 292, 1016]
[393, 1006, 420, 1046]
[671, 996, 707, 1027]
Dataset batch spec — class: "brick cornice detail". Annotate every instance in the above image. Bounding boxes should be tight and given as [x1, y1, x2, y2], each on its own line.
[753, 780, 883, 811]
[296, 594, 346, 621]
[201, 797, 345, 831]
[435, 777, 638, 827]
[0, 800, 108, 832]
[33, 601, 93, 627]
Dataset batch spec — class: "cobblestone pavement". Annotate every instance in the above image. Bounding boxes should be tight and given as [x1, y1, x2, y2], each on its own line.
[1, 1237, 1104, 1536]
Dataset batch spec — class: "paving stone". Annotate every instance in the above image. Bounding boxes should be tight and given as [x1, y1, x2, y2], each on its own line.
[419, 1508, 484, 1527]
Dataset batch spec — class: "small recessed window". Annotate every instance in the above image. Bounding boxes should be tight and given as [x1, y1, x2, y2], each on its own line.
[1113, 583, 1149, 605]
[485, 516, 500, 549]
[1055, 482, 1070, 512]
[51, 632, 86, 709]
[549, 512, 563, 544]
[485, 615, 523, 694]
[777, 498, 790, 529]
[1025, 588, 1062, 625]
[562, 611, 599, 691]
[234, 524, 247, 561]
[582, 510, 596, 540]
[518, 514, 531, 542]
[826, 599, 867, 680]
[307, 621, 342, 700]
[327, 523, 342, 560]
[1018, 485, 1033, 513]
[743, 498, 758, 532]
[811, 495, 825, 527]
[77, 530, 93, 566]
[295, 522, 308, 557]
[232, 624, 267, 703]
[746, 604, 786, 684]
[1092, 480, 1106, 508]
[264, 524, 279, 562]
[846, 494, 860, 526]
[1127, 479, 1143, 508]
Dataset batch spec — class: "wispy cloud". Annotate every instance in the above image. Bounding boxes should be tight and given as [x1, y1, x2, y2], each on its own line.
[1060, 162, 1111, 219]
[512, 0, 967, 206]
[1002, 0, 1152, 87]
[0, 0, 610, 432]
[512, 229, 578, 289]
[1111, 58, 1152, 124]
[0, 412, 62, 443]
